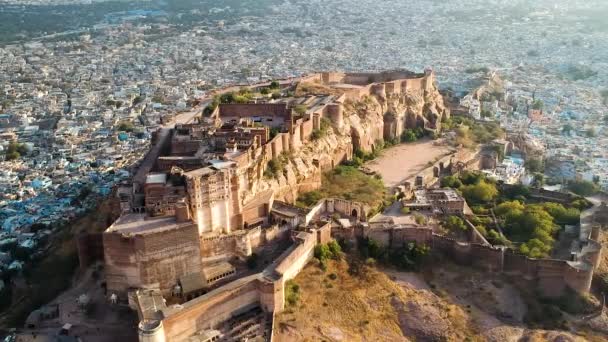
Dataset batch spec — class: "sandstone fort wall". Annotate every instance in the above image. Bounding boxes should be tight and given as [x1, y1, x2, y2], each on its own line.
[149, 228, 322, 341]
[104, 223, 201, 297]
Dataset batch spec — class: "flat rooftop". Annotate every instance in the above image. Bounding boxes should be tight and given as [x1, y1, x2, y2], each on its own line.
[105, 213, 191, 236]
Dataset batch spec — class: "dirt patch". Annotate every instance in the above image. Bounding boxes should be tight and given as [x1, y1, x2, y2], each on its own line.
[365, 139, 452, 187]
[273, 259, 478, 342]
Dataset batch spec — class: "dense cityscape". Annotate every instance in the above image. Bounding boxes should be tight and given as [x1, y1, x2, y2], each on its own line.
[1, 0, 608, 341]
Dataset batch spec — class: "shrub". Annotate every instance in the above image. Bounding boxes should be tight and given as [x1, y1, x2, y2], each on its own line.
[285, 280, 300, 306]
[264, 155, 290, 179]
[327, 240, 342, 259]
[413, 213, 427, 225]
[401, 130, 418, 142]
[117, 121, 134, 132]
[296, 190, 323, 207]
[387, 242, 430, 271]
[400, 207, 410, 215]
[314, 244, 332, 262]
[310, 118, 331, 141]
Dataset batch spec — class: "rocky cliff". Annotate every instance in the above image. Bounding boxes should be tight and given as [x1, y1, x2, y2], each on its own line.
[246, 78, 449, 204]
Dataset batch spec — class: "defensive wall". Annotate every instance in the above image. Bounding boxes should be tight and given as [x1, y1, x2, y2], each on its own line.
[103, 218, 202, 298]
[501, 184, 577, 204]
[136, 223, 331, 342]
[399, 147, 478, 191]
[199, 224, 291, 265]
[362, 223, 600, 298]
[304, 197, 368, 225]
[300, 70, 434, 101]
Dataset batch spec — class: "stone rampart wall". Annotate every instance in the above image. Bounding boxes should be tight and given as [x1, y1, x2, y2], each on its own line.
[219, 103, 289, 119]
[361, 226, 596, 298]
[151, 229, 321, 342]
[162, 276, 262, 342]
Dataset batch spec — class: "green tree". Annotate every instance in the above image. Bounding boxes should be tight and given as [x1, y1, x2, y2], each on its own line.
[441, 175, 462, 189]
[444, 215, 468, 231]
[327, 240, 342, 259]
[567, 179, 599, 196]
[461, 180, 498, 204]
[533, 173, 545, 187]
[413, 213, 427, 225]
[542, 202, 580, 226]
[562, 124, 573, 135]
[495, 200, 525, 217]
[502, 184, 531, 200]
[117, 121, 134, 132]
[525, 158, 544, 173]
[401, 130, 418, 142]
[314, 244, 332, 262]
[532, 99, 544, 110]
[459, 171, 483, 185]
[4, 141, 28, 160]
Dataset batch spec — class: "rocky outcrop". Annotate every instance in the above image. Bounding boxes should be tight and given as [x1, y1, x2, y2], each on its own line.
[244, 129, 352, 204]
[247, 72, 449, 204]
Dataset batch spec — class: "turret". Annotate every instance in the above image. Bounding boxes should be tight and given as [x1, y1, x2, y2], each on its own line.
[326, 104, 343, 130]
[371, 83, 386, 98]
[138, 320, 165, 342]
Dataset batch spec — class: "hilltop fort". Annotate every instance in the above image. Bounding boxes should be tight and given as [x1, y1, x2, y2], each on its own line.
[71, 70, 602, 342]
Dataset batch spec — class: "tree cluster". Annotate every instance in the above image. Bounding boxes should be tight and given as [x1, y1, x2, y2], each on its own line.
[494, 200, 579, 258]
[443, 215, 468, 232]
[461, 179, 498, 204]
[357, 237, 430, 271]
[4, 141, 28, 160]
[314, 240, 343, 271]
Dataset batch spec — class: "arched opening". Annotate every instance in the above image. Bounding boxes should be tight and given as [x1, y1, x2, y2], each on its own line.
[351, 209, 358, 218]
[433, 166, 439, 177]
[244, 222, 249, 230]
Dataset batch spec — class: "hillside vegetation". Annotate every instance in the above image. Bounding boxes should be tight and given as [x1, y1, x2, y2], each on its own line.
[297, 165, 388, 214]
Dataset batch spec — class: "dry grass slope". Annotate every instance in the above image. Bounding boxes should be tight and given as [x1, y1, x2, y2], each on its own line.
[274, 259, 478, 342]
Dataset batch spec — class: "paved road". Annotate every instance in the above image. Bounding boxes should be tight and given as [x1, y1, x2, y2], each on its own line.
[163, 99, 210, 128]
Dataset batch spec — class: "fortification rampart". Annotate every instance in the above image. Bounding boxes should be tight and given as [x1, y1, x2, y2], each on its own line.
[104, 221, 202, 298]
[359, 221, 599, 298]
[137, 225, 325, 342]
[199, 224, 290, 264]
[428, 233, 597, 297]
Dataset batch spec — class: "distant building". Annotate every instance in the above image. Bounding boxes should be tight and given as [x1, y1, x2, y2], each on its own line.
[403, 188, 466, 215]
